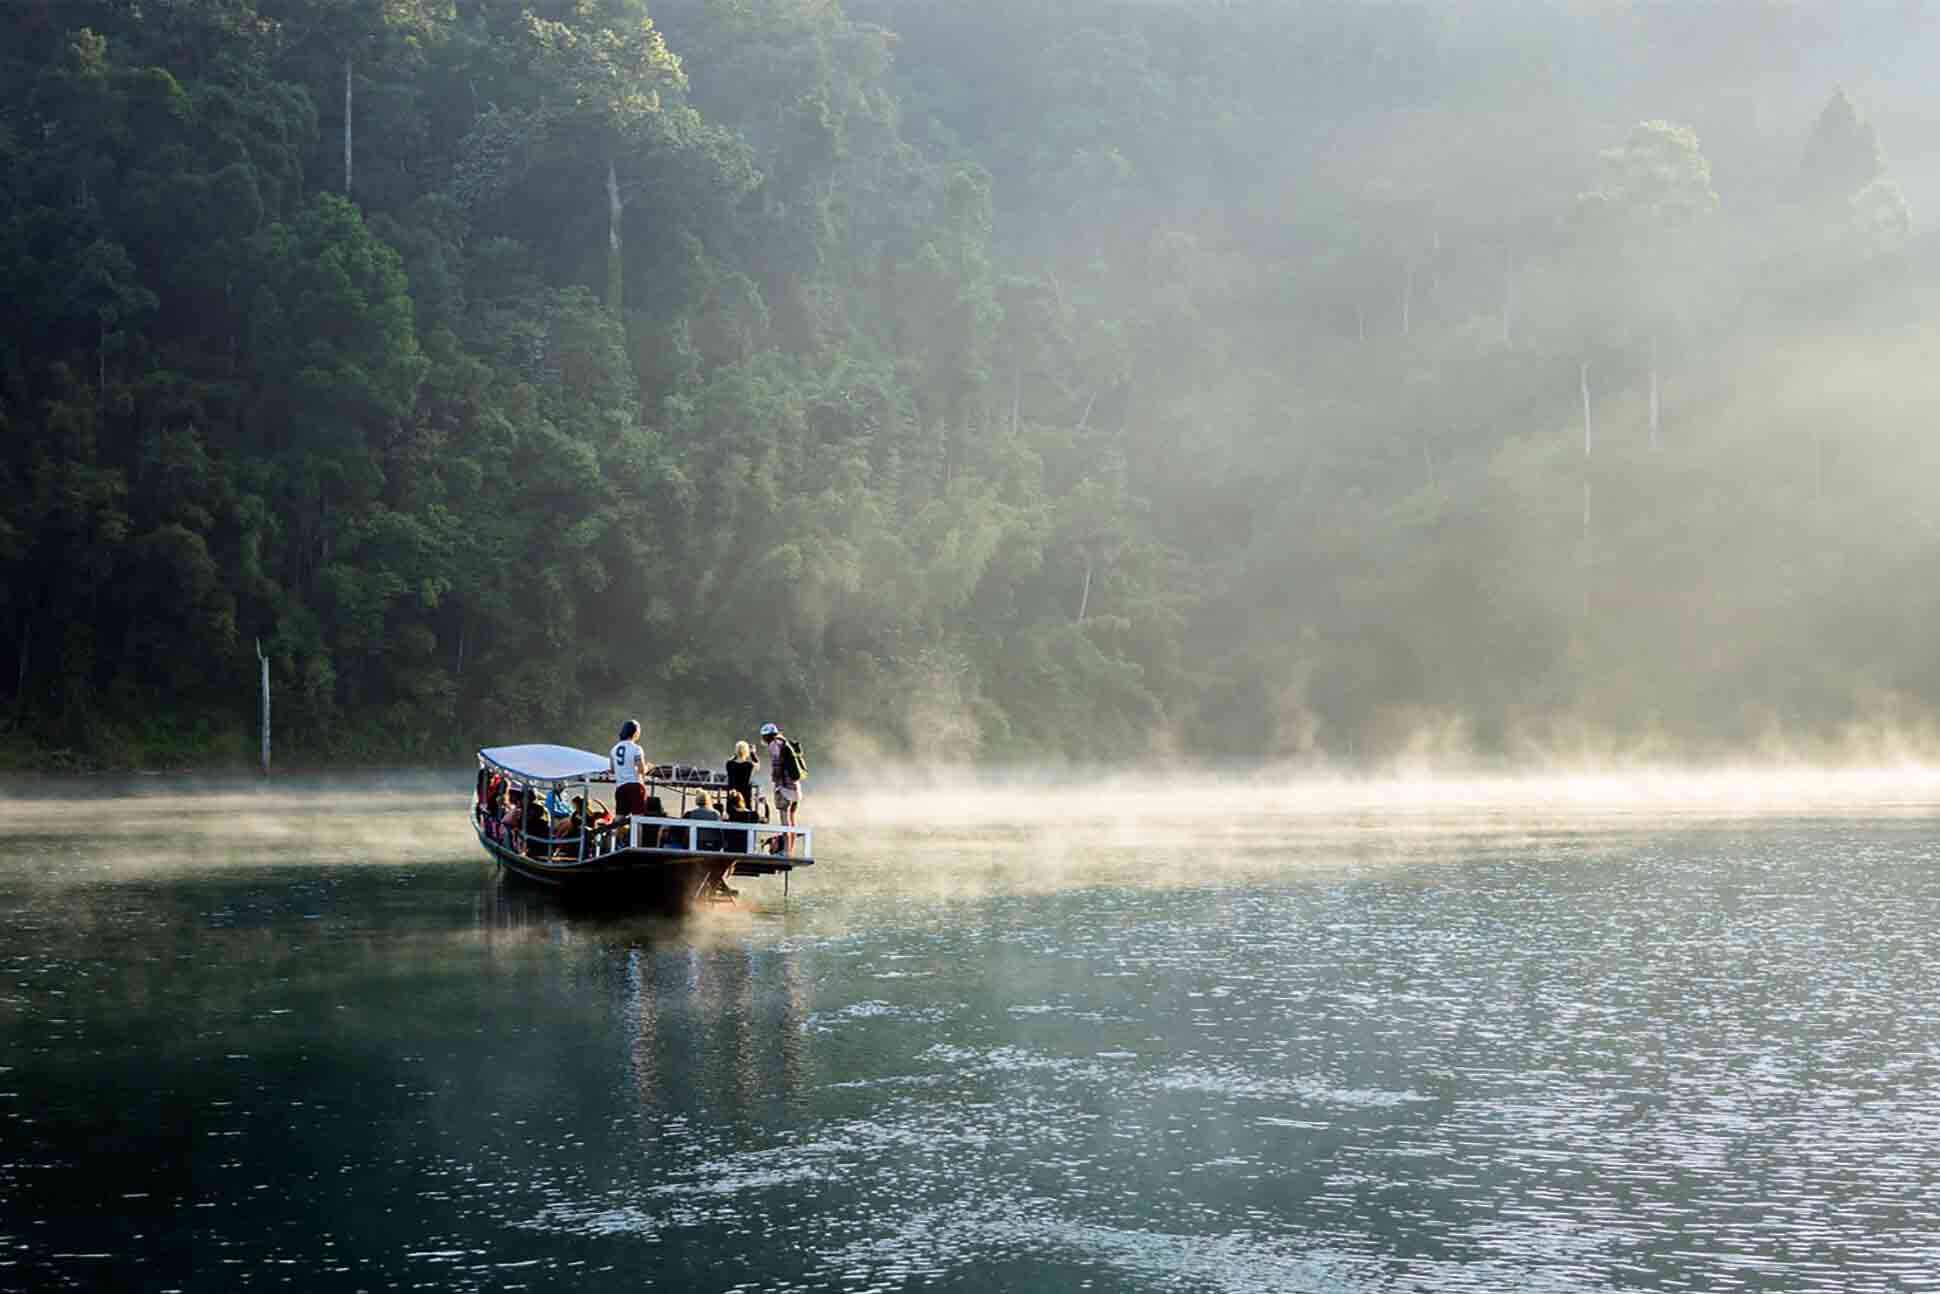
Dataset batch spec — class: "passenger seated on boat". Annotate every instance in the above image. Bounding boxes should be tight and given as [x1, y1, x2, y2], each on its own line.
[725, 790, 757, 854]
[499, 790, 523, 844]
[522, 793, 550, 857]
[568, 795, 609, 833]
[683, 791, 724, 852]
[478, 770, 506, 833]
[643, 795, 670, 847]
[567, 795, 611, 857]
[478, 776, 501, 836]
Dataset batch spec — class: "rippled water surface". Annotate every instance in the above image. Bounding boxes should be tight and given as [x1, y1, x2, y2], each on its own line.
[6, 776, 1940, 1291]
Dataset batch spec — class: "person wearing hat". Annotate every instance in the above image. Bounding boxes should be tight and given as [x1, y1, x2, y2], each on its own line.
[761, 722, 802, 855]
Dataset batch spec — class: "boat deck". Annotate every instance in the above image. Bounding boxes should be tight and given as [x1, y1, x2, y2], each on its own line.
[473, 810, 813, 896]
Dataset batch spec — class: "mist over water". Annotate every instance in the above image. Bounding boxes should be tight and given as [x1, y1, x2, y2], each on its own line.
[7, 762, 1936, 884]
[6, 771, 1940, 1290]
[9, 0, 1940, 1281]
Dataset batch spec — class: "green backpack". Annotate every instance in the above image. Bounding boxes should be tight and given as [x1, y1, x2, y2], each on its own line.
[779, 738, 808, 781]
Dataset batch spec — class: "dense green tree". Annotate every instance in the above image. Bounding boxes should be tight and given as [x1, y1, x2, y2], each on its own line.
[3, 0, 1939, 768]
[1798, 88, 1882, 208]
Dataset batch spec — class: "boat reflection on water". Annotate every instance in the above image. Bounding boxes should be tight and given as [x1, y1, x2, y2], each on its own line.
[475, 874, 816, 1115]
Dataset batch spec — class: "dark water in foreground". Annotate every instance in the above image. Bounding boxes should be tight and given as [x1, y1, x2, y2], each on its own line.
[6, 780, 1940, 1292]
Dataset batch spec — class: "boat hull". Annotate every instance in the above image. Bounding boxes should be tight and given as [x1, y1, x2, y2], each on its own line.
[474, 823, 806, 909]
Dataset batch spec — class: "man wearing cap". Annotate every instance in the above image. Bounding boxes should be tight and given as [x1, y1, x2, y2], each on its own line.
[761, 722, 801, 855]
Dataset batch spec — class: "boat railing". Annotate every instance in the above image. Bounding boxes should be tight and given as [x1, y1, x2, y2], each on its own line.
[613, 814, 812, 859]
[473, 804, 610, 860]
[478, 803, 810, 863]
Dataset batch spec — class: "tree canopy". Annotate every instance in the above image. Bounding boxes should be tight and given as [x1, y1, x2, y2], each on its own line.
[3, 0, 1937, 768]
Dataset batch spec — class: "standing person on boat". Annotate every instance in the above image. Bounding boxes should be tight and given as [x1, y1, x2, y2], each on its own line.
[725, 740, 758, 810]
[762, 722, 803, 855]
[611, 720, 653, 822]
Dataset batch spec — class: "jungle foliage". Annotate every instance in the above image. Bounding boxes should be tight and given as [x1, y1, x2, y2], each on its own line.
[3, 0, 1936, 767]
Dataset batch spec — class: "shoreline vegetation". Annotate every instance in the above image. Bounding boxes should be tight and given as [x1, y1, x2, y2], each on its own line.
[5, 2, 1939, 772]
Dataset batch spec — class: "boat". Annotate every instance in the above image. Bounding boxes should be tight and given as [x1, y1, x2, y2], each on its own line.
[471, 743, 813, 906]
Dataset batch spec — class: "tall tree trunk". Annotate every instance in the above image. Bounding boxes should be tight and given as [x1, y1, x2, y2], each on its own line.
[1580, 361, 1593, 458]
[1581, 362, 1593, 584]
[344, 52, 353, 196]
[1581, 479, 1592, 617]
[1011, 362, 1021, 438]
[1648, 334, 1661, 451]
[606, 158, 624, 314]
[1075, 556, 1093, 623]
[256, 639, 271, 778]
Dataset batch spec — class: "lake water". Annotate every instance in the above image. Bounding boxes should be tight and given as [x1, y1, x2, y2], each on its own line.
[6, 773, 1940, 1292]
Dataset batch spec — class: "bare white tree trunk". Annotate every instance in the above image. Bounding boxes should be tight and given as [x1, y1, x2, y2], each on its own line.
[1011, 362, 1021, 438]
[1402, 266, 1414, 337]
[256, 639, 271, 777]
[1356, 304, 1367, 344]
[606, 159, 624, 313]
[1581, 480, 1592, 617]
[1648, 334, 1661, 451]
[1580, 361, 1593, 458]
[344, 52, 353, 196]
[1581, 362, 1593, 578]
[1076, 557, 1092, 623]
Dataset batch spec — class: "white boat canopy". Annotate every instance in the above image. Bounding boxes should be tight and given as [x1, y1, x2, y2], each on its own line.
[479, 744, 611, 785]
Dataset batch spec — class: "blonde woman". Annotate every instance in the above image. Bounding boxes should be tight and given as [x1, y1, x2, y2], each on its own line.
[725, 739, 758, 810]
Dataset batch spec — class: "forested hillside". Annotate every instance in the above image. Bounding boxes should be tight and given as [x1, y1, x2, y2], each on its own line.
[4, 0, 1938, 768]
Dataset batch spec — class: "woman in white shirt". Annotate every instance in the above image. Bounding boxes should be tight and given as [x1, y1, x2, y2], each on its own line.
[610, 719, 652, 821]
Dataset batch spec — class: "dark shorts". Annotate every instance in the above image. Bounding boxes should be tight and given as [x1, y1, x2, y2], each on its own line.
[616, 783, 647, 817]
